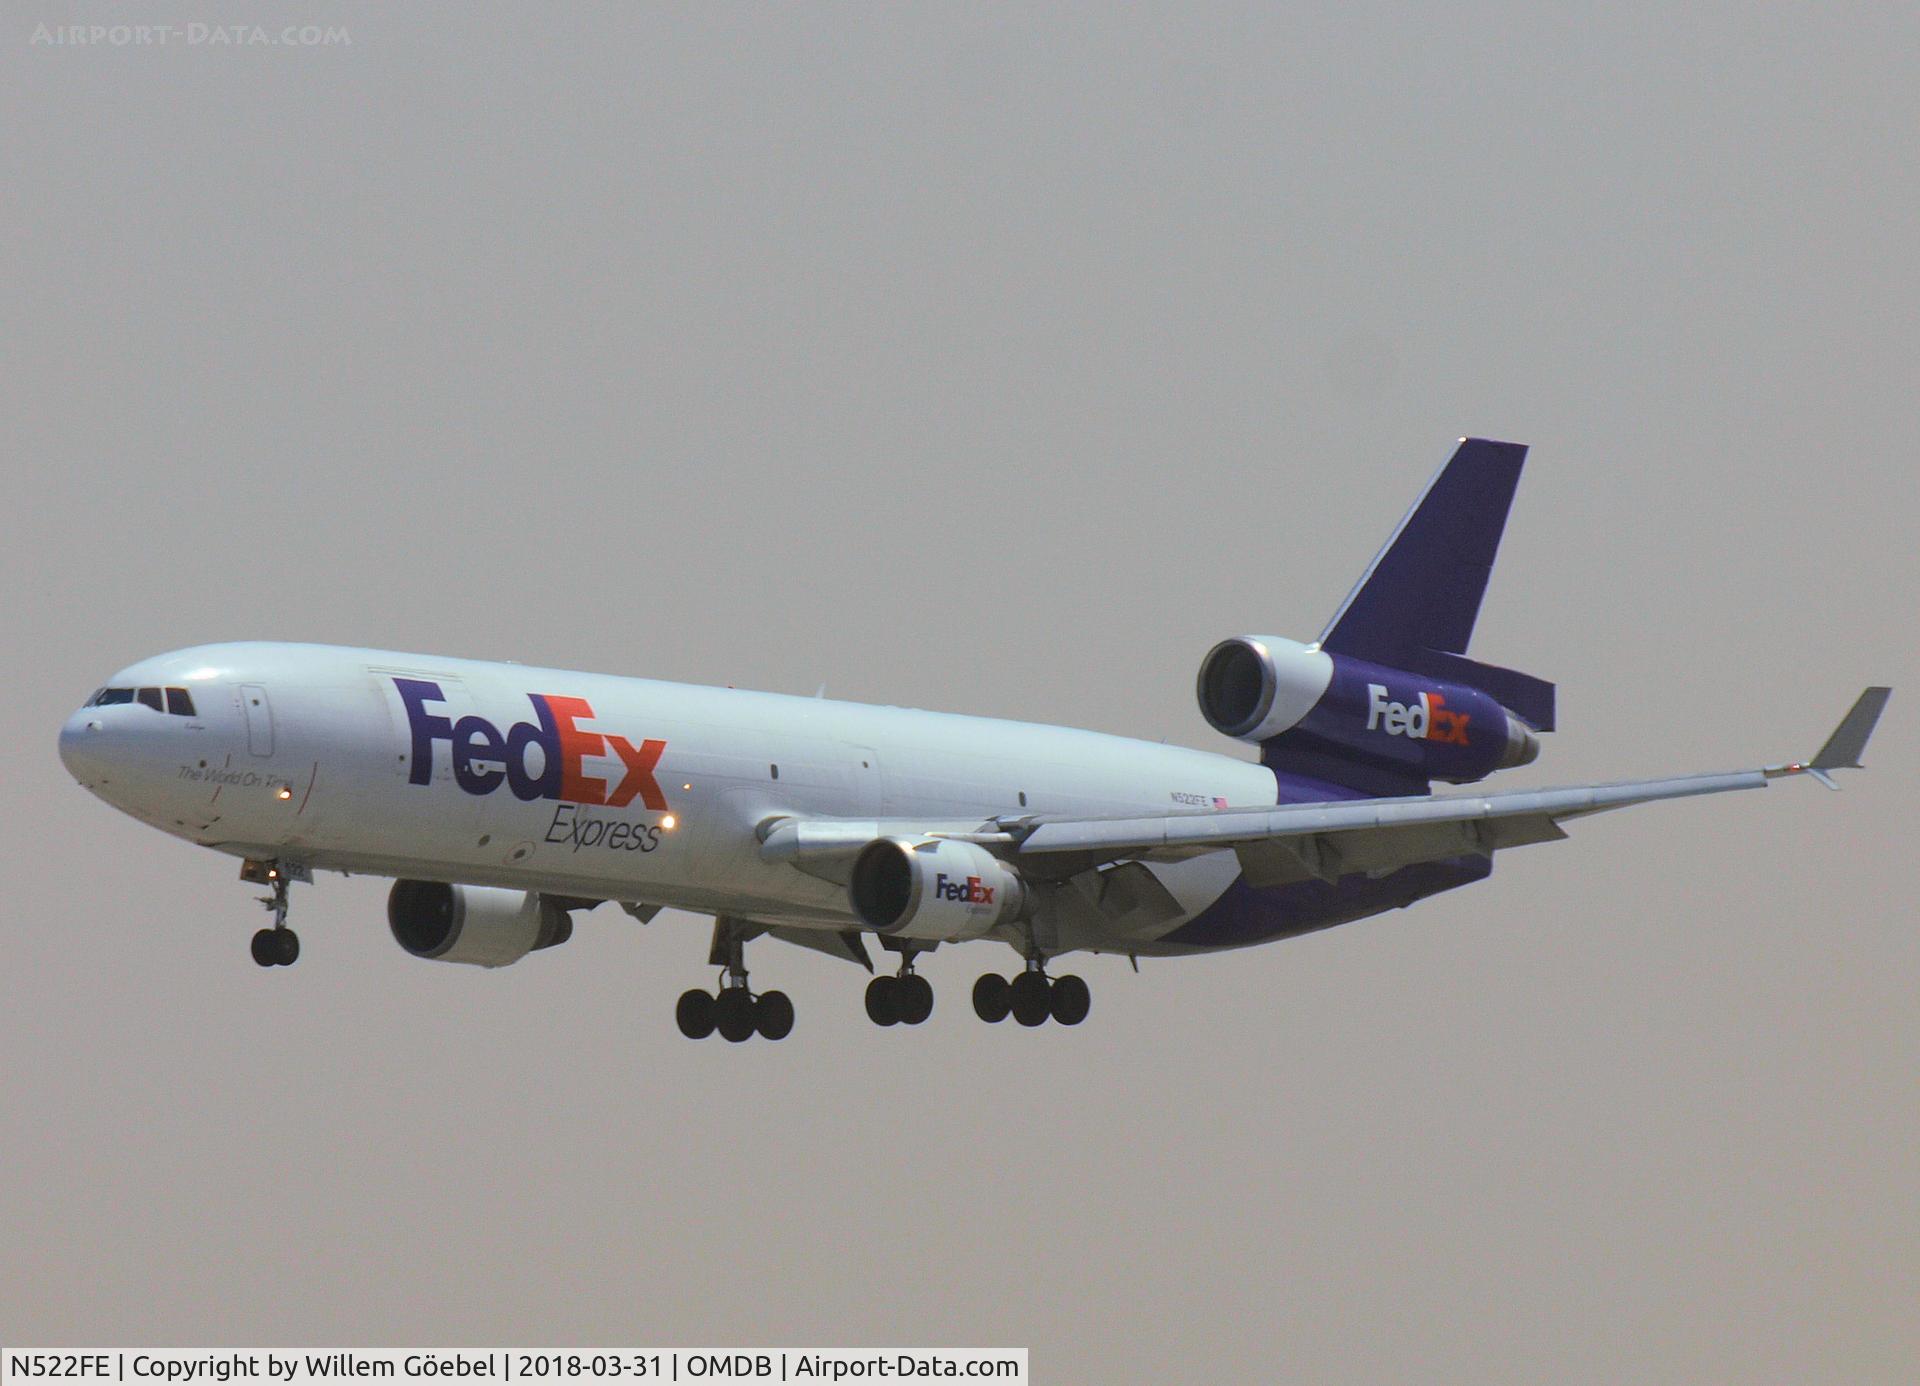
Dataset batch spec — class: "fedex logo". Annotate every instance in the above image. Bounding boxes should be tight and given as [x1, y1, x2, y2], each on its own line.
[394, 678, 668, 809]
[934, 873, 995, 906]
[1365, 682, 1471, 746]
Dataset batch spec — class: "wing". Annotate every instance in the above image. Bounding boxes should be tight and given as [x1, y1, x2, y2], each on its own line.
[756, 689, 1887, 896]
[1008, 687, 1891, 886]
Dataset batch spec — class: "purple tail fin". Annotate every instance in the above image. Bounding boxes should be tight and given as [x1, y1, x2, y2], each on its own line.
[1316, 438, 1554, 733]
[1260, 438, 1556, 799]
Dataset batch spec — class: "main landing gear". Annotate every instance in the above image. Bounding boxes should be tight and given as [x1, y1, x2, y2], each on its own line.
[973, 959, 1090, 1027]
[676, 985, 793, 1043]
[677, 927, 792, 1042]
[864, 958, 934, 1028]
[243, 859, 302, 967]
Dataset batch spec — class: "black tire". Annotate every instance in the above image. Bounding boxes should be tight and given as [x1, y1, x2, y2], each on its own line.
[972, 973, 1011, 1023]
[1050, 974, 1091, 1026]
[250, 929, 278, 968]
[715, 987, 757, 1043]
[755, 990, 795, 1041]
[1009, 971, 1052, 1027]
[676, 988, 716, 1039]
[273, 928, 300, 966]
[896, 973, 934, 1026]
[865, 975, 900, 1026]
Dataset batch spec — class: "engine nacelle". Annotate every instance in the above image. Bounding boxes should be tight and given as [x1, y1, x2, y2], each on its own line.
[1196, 635, 1335, 742]
[387, 880, 573, 968]
[848, 837, 1026, 941]
[1198, 634, 1539, 784]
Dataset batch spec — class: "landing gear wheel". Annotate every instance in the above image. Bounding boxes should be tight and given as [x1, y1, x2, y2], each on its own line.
[715, 988, 757, 1043]
[250, 929, 279, 968]
[273, 928, 300, 966]
[1009, 971, 1052, 1027]
[1050, 974, 1090, 1026]
[896, 973, 934, 1026]
[755, 990, 795, 1041]
[972, 973, 1011, 1023]
[865, 975, 900, 1026]
[676, 988, 717, 1039]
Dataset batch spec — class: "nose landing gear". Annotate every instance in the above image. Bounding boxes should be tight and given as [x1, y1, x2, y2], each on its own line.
[241, 859, 307, 967]
[249, 924, 299, 967]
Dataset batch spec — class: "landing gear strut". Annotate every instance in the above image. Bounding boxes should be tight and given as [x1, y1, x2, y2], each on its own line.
[865, 951, 934, 1027]
[973, 958, 1089, 1027]
[242, 859, 302, 967]
[677, 923, 792, 1042]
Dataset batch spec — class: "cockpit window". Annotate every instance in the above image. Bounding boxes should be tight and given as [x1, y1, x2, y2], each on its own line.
[88, 684, 200, 714]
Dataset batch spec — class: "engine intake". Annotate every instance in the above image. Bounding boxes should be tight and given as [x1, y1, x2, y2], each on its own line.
[1197, 635, 1335, 742]
[848, 837, 1026, 941]
[387, 880, 573, 968]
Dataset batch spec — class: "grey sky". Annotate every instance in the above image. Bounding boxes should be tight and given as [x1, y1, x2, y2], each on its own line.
[3, 4, 1915, 1379]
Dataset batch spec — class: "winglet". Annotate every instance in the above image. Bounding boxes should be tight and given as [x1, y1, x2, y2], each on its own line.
[1763, 687, 1890, 789]
[1811, 686, 1892, 771]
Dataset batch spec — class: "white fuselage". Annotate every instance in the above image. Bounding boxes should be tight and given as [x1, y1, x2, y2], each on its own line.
[60, 643, 1277, 946]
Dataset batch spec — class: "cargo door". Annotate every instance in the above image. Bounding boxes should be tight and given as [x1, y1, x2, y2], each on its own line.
[848, 745, 884, 817]
[240, 684, 274, 756]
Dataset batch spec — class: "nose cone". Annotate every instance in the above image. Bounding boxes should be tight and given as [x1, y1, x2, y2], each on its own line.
[59, 709, 112, 784]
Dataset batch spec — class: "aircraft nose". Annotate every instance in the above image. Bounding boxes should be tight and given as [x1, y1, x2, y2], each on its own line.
[59, 709, 113, 784]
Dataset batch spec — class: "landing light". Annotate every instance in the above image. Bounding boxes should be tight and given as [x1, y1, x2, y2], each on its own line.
[276, 787, 293, 801]
[661, 814, 678, 831]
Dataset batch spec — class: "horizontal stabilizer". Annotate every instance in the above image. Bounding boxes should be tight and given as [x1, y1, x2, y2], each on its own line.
[1394, 649, 1557, 732]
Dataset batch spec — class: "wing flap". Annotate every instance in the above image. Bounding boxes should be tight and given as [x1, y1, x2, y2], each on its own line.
[1018, 769, 1768, 864]
[1233, 811, 1570, 887]
[1015, 769, 1770, 881]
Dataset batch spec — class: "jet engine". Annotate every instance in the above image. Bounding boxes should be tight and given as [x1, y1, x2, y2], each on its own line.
[387, 880, 573, 968]
[848, 837, 1026, 941]
[1196, 635, 1335, 742]
[1198, 633, 1539, 782]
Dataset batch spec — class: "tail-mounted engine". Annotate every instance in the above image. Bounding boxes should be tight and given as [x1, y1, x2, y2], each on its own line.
[848, 837, 1027, 941]
[387, 880, 574, 968]
[1198, 634, 1539, 785]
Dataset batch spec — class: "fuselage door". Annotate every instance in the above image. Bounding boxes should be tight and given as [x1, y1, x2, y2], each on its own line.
[849, 745, 885, 817]
[240, 684, 274, 756]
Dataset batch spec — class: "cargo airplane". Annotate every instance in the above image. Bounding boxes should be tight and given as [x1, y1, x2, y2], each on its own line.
[59, 440, 1889, 1041]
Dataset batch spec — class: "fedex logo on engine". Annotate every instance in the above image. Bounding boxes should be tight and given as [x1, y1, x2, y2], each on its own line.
[934, 873, 995, 906]
[1366, 682, 1471, 746]
[394, 678, 668, 809]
